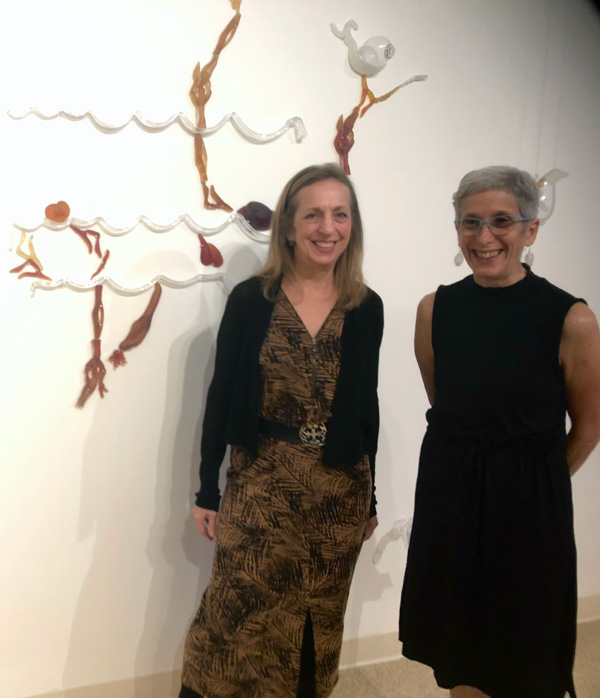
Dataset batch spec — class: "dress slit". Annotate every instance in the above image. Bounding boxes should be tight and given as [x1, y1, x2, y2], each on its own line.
[296, 610, 317, 698]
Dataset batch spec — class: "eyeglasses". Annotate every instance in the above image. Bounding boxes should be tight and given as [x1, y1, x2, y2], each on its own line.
[455, 215, 530, 235]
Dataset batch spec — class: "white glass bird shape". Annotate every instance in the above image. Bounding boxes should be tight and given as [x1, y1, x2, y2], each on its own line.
[331, 19, 395, 76]
[537, 169, 568, 224]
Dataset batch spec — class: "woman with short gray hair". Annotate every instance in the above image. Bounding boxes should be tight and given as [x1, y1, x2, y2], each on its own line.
[399, 165, 600, 698]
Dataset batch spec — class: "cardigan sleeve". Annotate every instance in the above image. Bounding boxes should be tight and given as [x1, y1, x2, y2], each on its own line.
[194, 285, 246, 511]
[363, 290, 384, 517]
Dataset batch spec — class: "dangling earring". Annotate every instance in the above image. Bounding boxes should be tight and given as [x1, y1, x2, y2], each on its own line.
[454, 250, 464, 266]
[287, 239, 295, 248]
[524, 247, 534, 266]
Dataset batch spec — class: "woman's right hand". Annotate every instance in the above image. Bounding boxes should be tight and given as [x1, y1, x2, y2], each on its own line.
[192, 505, 218, 541]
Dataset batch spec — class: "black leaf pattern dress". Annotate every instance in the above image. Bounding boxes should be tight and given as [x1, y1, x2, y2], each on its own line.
[182, 289, 372, 698]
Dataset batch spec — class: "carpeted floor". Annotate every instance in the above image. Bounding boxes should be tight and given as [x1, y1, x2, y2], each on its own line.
[333, 620, 600, 698]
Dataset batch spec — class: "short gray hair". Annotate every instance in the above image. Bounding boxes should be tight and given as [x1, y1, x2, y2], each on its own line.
[452, 165, 539, 221]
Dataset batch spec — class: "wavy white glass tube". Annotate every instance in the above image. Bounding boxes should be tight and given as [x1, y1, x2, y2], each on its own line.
[29, 273, 234, 298]
[7, 108, 307, 143]
[13, 213, 271, 244]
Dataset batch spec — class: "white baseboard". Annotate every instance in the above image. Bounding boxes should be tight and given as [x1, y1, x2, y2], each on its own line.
[23, 671, 181, 698]
[339, 632, 402, 669]
[23, 594, 600, 698]
[578, 593, 600, 622]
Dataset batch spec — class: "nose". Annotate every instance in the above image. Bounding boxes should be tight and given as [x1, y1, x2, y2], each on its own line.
[477, 221, 496, 242]
[321, 212, 336, 233]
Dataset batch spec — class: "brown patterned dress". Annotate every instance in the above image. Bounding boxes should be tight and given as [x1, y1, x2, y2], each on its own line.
[182, 290, 372, 698]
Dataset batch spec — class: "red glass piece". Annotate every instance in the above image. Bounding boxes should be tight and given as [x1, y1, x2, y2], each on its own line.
[76, 286, 107, 408]
[45, 201, 71, 223]
[70, 224, 93, 254]
[108, 284, 162, 369]
[208, 243, 223, 268]
[237, 201, 272, 231]
[10, 259, 52, 281]
[108, 350, 127, 368]
[334, 108, 359, 175]
[91, 249, 110, 280]
[198, 234, 224, 267]
[189, 8, 241, 211]
[334, 75, 405, 175]
[70, 225, 103, 258]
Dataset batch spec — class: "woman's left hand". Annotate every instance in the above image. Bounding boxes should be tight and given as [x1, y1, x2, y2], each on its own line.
[364, 515, 378, 541]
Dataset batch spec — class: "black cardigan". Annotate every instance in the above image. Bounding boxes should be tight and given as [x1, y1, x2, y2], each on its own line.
[195, 276, 384, 517]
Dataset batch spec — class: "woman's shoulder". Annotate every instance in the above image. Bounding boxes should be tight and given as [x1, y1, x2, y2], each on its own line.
[353, 287, 384, 340]
[435, 274, 473, 297]
[529, 272, 586, 307]
[221, 277, 274, 324]
[230, 275, 264, 297]
[416, 277, 467, 313]
[356, 287, 384, 324]
[227, 276, 274, 306]
[417, 291, 437, 318]
[362, 285, 384, 310]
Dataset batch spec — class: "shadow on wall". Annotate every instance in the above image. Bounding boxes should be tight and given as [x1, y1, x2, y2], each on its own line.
[60, 244, 264, 694]
[135, 243, 267, 693]
[341, 421, 405, 660]
[132, 322, 218, 694]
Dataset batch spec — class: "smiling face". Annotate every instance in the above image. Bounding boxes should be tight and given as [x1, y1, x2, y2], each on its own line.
[457, 189, 539, 287]
[288, 179, 352, 275]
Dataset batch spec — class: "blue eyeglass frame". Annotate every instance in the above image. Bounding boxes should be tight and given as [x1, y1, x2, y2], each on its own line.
[454, 215, 530, 233]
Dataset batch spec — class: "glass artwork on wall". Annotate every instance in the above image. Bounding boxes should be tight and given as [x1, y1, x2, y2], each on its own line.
[7, 0, 309, 408]
[27, 274, 235, 297]
[8, 202, 244, 407]
[331, 19, 427, 174]
[77, 285, 107, 408]
[236, 202, 273, 232]
[108, 283, 163, 370]
[198, 234, 224, 268]
[7, 0, 305, 227]
[7, 108, 306, 142]
[189, 6, 241, 212]
[537, 169, 568, 224]
[10, 230, 51, 281]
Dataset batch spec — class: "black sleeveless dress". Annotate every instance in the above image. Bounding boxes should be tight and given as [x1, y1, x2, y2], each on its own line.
[399, 268, 584, 698]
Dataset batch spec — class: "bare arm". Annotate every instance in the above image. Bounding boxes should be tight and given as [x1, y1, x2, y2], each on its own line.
[560, 303, 600, 476]
[414, 292, 436, 406]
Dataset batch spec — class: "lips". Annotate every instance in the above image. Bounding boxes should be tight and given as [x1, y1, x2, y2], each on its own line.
[313, 241, 336, 248]
[473, 250, 502, 259]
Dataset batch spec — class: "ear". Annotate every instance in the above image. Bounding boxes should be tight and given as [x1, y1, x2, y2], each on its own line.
[524, 218, 540, 246]
[287, 228, 296, 243]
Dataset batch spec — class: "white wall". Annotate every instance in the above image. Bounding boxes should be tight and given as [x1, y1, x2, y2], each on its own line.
[1, 0, 599, 696]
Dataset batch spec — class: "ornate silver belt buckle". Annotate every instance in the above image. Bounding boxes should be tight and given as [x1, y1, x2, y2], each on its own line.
[299, 422, 327, 449]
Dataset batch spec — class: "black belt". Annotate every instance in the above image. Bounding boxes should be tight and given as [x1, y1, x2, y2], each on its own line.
[257, 417, 328, 449]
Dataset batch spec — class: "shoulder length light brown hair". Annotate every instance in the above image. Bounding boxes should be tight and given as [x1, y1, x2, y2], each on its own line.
[257, 163, 367, 310]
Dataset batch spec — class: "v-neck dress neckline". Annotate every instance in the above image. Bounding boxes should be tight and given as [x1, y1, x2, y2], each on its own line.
[279, 287, 339, 341]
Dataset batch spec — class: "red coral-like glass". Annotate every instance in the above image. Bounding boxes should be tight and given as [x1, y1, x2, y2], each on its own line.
[108, 284, 163, 369]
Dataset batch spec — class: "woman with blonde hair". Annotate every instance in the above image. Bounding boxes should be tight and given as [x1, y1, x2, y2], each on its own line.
[180, 163, 383, 698]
